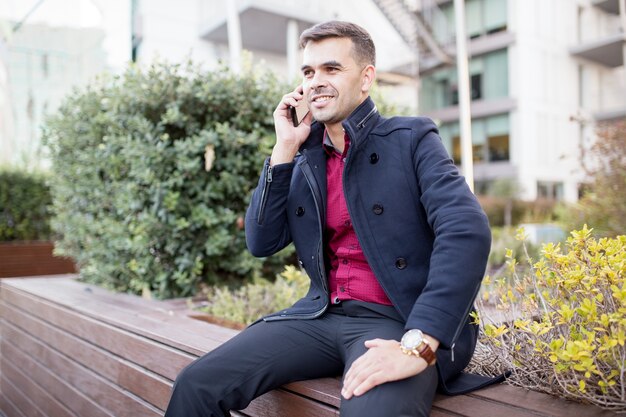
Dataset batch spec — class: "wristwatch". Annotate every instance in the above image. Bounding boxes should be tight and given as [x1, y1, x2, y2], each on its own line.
[400, 329, 437, 366]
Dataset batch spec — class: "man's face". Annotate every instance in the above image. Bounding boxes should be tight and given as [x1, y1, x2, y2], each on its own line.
[301, 37, 372, 125]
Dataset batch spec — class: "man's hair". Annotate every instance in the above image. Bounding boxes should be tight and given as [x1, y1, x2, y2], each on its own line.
[299, 21, 376, 66]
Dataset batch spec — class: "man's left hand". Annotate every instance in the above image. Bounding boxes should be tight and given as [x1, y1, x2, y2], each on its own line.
[341, 339, 429, 400]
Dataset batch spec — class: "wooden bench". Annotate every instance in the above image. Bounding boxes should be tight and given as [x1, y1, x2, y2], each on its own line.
[0, 275, 618, 417]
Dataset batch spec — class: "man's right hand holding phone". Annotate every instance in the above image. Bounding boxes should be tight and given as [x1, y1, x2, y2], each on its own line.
[271, 86, 312, 166]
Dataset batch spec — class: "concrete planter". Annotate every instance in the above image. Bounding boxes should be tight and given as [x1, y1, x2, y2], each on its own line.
[0, 241, 76, 278]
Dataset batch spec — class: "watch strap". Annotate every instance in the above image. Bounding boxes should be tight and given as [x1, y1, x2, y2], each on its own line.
[415, 341, 437, 366]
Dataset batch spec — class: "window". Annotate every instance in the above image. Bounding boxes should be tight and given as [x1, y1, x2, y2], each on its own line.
[420, 49, 508, 111]
[471, 73, 482, 100]
[437, 0, 508, 42]
[537, 181, 564, 200]
[488, 135, 509, 161]
[439, 114, 510, 164]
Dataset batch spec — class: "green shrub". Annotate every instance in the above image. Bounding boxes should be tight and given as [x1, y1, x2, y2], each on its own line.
[42, 61, 294, 298]
[471, 227, 626, 412]
[200, 265, 309, 325]
[488, 226, 540, 270]
[0, 169, 52, 241]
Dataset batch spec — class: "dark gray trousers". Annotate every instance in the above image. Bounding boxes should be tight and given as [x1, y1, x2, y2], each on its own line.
[165, 301, 438, 417]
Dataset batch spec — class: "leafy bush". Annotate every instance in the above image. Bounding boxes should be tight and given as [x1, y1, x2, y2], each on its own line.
[559, 120, 626, 237]
[42, 61, 294, 298]
[471, 227, 626, 411]
[0, 169, 52, 241]
[200, 265, 309, 325]
[487, 226, 540, 270]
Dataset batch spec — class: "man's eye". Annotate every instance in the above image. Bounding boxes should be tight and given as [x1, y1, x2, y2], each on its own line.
[303, 70, 313, 77]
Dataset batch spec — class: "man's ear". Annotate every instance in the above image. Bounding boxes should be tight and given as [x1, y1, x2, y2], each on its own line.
[361, 65, 376, 93]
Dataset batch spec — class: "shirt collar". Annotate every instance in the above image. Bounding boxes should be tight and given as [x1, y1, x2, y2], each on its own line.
[322, 129, 350, 157]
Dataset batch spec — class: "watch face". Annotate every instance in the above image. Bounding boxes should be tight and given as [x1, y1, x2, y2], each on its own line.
[401, 329, 424, 350]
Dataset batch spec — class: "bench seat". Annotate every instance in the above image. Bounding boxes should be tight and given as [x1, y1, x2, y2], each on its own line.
[0, 276, 618, 417]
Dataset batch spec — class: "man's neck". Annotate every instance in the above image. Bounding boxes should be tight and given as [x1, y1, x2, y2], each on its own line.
[325, 122, 346, 153]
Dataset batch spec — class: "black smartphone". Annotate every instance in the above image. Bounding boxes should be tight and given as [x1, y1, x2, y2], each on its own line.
[290, 99, 310, 127]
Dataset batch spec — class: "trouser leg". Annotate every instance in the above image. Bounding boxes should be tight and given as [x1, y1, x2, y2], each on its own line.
[338, 302, 439, 417]
[164, 315, 343, 417]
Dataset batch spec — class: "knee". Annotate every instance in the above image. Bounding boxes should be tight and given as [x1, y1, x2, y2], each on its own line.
[167, 359, 223, 415]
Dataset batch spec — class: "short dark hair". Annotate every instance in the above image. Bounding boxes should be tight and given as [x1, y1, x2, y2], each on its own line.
[299, 20, 376, 66]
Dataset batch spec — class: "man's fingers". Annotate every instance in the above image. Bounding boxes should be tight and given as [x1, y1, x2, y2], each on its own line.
[352, 371, 387, 397]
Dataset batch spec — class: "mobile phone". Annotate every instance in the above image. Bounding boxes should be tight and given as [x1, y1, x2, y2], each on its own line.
[290, 99, 310, 127]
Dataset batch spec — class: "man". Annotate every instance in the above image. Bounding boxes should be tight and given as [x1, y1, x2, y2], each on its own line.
[165, 21, 496, 417]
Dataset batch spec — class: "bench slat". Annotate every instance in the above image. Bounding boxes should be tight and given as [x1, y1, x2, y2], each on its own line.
[0, 393, 28, 417]
[1, 360, 76, 417]
[1, 300, 173, 410]
[1, 375, 46, 417]
[2, 322, 162, 417]
[243, 389, 339, 417]
[284, 378, 342, 408]
[4, 277, 237, 354]
[1, 285, 195, 381]
[0, 338, 113, 417]
[470, 384, 619, 417]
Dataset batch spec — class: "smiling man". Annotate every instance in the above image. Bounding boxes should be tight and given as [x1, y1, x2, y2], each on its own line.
[165, 21, 497, 417]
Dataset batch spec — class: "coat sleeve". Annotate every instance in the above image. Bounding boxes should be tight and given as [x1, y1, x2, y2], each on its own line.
[245, 158, 294, 257]
[407, 121, 491, 349]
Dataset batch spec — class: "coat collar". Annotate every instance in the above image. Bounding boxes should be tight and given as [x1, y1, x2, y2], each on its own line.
[300, 96, 379, 153]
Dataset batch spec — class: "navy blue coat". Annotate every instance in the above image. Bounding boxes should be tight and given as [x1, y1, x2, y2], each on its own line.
[245, 97, 495, 393]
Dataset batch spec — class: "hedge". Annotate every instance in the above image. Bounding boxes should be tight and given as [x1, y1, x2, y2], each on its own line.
[0, 169, 52, 241]
[42, 62, 293, 298]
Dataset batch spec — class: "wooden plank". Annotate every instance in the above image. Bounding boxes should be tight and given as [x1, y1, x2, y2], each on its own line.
[1, 300, 174, 410]
[0, 373, 46, 417]
[433, 392, 554, 417]
[470, 384, 620, 417]
[0, 285, 195, 381]
[1, 359, 76, 417]
[1, 340, 112, 417]
[243, 389, 339, 417]
[2, 322, 162, 417]
[2, 278, 237, 355]
[0, 393, 27, 417]
[283, 377, 341, 408]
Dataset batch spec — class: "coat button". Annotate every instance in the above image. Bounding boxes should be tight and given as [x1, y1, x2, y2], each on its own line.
[369, 153, 379, 164]
[295, 207, 305, 216]
[395, 257, 408, 269]
[372, 204, 384, 215]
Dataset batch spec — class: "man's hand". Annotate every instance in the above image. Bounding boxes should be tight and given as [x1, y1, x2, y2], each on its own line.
[271, 86, 313, 165]
[341, 337, 437, 400]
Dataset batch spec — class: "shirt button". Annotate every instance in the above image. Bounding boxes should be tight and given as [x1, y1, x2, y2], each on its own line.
[339, 286, 345, 292]
[395, 257, 408, 269]
[370, 153, 379, 164]
[342, 259, 348, 265]
[295, 207, 305, 216]
[372, 204, 384, 215]
[344, 220, 351, 227]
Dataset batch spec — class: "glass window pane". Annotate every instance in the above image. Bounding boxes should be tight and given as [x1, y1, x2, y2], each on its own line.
[488, 134, 509, 161]
[486, 113, 509, 135]
[466, 0, 483, 38]
[472, 119, 486, 144]
[484, 0, 508, 33]
[483, 50, 508, 99]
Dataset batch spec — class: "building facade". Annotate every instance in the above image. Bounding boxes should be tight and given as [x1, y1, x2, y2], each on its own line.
[412, 0, 625, 202]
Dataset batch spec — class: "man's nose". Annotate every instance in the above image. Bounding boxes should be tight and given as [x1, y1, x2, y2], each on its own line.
[309, 72, 327, 90]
